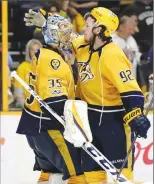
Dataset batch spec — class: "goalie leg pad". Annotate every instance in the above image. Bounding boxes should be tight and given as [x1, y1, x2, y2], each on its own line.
[64, 100, 93, 147]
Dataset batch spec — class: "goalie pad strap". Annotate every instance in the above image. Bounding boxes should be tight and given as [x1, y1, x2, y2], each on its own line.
[71, 102, 89, 142]
[73, 115, 89, 142]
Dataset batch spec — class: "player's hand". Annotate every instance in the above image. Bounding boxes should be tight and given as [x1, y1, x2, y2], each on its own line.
[129, 114, 151, 138]
[123, 108, 151, 138]
[24, 9, 47, 27]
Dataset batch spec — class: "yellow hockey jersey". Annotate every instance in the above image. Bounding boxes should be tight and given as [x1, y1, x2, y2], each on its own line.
[25, 47, 74, 112]
[14, 61, 31, 98]
[17, 47, 75, 135]
[72, 36, 144, 112]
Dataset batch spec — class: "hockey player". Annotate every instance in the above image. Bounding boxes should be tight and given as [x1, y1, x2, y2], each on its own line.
[24, 7, 151, 184]
[17, 15, 87, 184]
[72, 8, 150, 183]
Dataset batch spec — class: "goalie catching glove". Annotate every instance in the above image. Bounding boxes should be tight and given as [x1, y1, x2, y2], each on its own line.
[123, 108, 151, 138]
[63, 100, 93, 147]
[24, 9, 49, 27]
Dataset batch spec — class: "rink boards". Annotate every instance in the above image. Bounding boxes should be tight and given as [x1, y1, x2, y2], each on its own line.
[1, 113, 153, 184]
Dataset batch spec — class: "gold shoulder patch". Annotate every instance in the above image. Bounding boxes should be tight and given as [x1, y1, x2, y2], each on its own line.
[51, 59, 60, 70]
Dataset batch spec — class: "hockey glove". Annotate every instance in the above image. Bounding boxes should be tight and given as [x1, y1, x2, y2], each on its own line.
[24, 9, 49, 27]
[123, 108, 151, 138]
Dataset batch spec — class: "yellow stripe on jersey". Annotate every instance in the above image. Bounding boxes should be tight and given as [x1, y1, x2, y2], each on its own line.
[123, 124, 133, 170]
[48, 130, 76, 176]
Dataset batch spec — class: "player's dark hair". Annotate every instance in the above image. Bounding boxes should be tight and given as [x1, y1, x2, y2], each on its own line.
[84, 12, 97, 22]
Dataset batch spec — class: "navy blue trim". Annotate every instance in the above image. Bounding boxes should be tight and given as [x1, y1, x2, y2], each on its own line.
[40, 95, 67, 120]
[120, 91, 143, 97]
[88, 104, 124, 111]
[24, 105, 42, 117]
[91, 39, 112, 53]
[98, 47, 102, 57]
[35, 49, 40, 61]
[77, 43, 90, 50]
[120, 91, 144, 112]
[24, 96, 67, 119]
[43, 95, 67, 104]
[75, 97, 81, 100]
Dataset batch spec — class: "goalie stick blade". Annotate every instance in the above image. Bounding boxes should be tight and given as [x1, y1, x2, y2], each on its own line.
[82, 142, 132, 184]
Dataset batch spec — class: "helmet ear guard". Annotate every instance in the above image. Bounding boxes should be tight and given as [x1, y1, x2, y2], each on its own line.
[92, 25, 110, 40]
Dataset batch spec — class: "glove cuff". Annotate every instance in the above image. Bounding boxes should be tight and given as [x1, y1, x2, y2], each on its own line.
[123, 108, 142, 125]
[39, 9, 53, 19]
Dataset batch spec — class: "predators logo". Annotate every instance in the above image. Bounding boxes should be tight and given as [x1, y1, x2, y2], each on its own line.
[78, 62, 94, 83]
[51, 59, 60, 70]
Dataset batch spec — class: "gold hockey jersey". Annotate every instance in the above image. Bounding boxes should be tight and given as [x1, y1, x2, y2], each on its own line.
[14, 61, 31, 98]
[17, 47, 75, 135]
[25, 47, 75, 112]
[73, 36, 144, 112]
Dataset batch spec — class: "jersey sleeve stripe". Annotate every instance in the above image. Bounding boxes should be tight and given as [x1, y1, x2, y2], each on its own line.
[120, 91, 143, 97]
[120, 91, 144, 112]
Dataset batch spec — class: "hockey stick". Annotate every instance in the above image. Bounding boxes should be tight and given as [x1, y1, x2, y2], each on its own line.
[11, 71, 132, 184]
[117, 96, 153, 180]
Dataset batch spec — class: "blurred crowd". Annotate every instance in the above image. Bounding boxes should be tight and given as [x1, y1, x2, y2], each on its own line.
[0, 0, 153, 111]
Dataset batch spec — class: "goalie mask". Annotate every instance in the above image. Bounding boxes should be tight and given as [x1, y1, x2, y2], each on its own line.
[42, 15, 73, 51]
